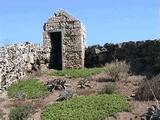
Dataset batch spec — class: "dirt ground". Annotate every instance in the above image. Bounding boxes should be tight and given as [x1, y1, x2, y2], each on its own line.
[0, 71, 158, 120]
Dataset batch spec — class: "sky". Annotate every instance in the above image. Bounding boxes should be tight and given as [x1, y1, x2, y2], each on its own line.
[0, 0, 159, 46]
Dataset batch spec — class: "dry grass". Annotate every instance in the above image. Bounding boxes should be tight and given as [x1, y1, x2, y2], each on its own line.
[105, 61, 130, 81]
[135, 74, 160, 100]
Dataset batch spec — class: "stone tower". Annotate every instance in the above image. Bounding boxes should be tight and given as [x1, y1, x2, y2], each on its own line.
[43, 10, 86, 70]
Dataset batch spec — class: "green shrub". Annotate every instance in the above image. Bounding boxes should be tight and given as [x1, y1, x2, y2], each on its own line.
[106, 61, 130, 81]
[50, 68, 106, 78]
[9, 105, 32, 120]
[41, 94, 130, 120]
[135, 74, 160, 100]
[98, 83, 116, 94]
[7, 79, 49, 99]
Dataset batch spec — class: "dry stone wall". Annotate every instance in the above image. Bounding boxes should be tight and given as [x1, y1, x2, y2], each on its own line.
[0, 42, 50, 91]
[1, 38, 160, 90]
[85, 39, 160, 76]
[0, 10, 86, 91]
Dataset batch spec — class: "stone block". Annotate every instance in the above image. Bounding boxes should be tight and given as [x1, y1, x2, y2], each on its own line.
[73, 21, 81, 28]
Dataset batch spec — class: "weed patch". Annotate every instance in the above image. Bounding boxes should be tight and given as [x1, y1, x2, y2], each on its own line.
[7, 79, 49, 99]
[50, 68, 106, 78]
[9, 105, 32, 120]
[41, 94, 130, 120]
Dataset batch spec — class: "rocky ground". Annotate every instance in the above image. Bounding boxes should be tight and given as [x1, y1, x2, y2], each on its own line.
[0, 70, 157, 120]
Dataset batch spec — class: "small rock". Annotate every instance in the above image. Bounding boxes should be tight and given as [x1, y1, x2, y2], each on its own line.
[131, 93, 136, 97]
[133, 82, 138, 86]
[27, 63, 32, 72]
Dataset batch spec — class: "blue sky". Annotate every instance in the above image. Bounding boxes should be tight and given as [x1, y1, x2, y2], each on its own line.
[0, 0, 159, 46]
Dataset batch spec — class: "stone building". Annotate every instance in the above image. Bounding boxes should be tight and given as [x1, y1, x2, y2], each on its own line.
[43, 10, 86, 70]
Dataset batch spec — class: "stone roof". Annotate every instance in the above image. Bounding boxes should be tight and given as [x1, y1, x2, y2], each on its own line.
[46, 9, 79, 23]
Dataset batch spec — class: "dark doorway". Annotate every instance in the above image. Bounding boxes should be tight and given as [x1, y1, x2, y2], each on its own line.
[49, 31, 63, 70]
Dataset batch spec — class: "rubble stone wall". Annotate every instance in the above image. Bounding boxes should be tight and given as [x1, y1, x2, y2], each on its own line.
[0, 43, 50, 90]
[0, 10, 86, 90]
[85, 39, 160, 76]
[43, 10, 86, 69]
[1, 39, 160, 90]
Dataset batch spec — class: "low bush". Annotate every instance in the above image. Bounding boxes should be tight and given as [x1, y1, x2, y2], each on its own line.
[9, 105, 32, 120]
[56, 87, 75, 101]
[41, 94, 130, 120]
[7, 79, 49, 99]
[106, 61, 130, 81]
[45, 79, 66, 92]
[98, 83, 116, 94]
[135, 74, 160, 100]
[77, 79, 91, 89]
[50, 67, 106, 78]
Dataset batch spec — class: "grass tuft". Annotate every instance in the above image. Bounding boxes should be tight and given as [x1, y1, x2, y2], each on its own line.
[98, 83, 117, 94]
[106, 61, 130, 81]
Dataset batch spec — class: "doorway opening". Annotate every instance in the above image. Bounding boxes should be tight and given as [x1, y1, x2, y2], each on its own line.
[49, 31, 63, 70]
